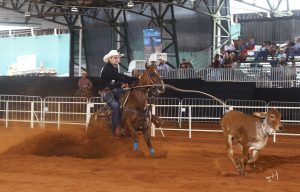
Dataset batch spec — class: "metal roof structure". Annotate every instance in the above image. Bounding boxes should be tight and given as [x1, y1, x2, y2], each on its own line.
[0, 0, 232, 76]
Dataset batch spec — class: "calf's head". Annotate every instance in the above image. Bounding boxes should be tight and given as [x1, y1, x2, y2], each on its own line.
[252, 108, 284, 133]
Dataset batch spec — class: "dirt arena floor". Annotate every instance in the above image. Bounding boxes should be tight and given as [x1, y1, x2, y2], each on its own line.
[0, 119, 299, 192]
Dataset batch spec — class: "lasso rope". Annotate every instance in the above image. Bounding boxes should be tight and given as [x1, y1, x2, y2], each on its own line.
[126, 83, 233, 110]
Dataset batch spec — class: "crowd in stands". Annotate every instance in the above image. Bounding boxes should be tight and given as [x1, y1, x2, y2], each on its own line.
[210, 33, 300, 69]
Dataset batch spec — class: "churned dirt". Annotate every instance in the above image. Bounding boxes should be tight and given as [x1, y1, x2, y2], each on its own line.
[0, 118, 299, 192]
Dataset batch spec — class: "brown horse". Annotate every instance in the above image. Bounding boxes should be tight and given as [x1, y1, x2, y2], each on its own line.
[121, 64, 165, 156]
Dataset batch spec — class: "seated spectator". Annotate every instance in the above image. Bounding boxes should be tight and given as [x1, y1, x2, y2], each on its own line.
[238, 47, 249, 62]
[223, 51, 234, 68]
[277, 48, 287, 66]
[286, 42, 296, 60]
[287, 37, 300, 59]
[224, 41, 235, 52]
[179, 58, 193, 69]
[294, 37, 300, 49]
[219, 55, 224, 67]
[255, 41, 271, 61]
[211, 54, 220, 68]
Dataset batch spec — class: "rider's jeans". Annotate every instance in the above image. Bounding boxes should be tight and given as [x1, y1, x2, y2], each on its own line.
[102, 88, 123, 134]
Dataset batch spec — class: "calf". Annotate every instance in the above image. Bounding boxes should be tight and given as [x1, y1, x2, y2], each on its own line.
[220, 108, 283, 176]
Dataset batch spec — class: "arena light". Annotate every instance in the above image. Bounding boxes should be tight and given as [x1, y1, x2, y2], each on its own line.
[127, 0, 134, 8]
[24, 11, 31, 17]
[71, 6, 78, 13]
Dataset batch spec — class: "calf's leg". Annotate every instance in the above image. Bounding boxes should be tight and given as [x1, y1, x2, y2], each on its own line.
[239, 145, 250, 176]
[225, 135, 240, 172]
[248, 150, 259, 169]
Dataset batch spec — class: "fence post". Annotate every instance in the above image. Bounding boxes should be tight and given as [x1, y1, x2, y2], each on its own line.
[57, 102, 61, 130]
[42, 101, 45, 128]
[5, 101, 8, 128]
[86, 103, 93, 132]
[273, 132, 276, 143]
[30, 102, 34, 128]
[189, 106, 192, 138]
[151, 104, 156, 137]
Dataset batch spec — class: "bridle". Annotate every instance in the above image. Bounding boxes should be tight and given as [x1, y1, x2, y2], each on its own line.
[122, 68, 164, 114]
[141, 68, 165, 94]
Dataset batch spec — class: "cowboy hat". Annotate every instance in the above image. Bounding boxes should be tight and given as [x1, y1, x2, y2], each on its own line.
[103, 50, 122, 63]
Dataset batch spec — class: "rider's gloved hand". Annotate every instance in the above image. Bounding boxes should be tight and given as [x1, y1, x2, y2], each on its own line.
[121, 83, 129, 89]
[130, 77, 139, 84]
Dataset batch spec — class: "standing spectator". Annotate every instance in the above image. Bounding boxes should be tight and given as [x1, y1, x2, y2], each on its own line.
[157, 54, 170, 77]
[289, 60, 297, 87]
[246, 33, 256, 49]
[235, 36, 245, 50]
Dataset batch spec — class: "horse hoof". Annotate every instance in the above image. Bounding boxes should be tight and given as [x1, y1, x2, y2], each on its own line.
[149, 148, 155, 156]
[133, 142, 139, 151]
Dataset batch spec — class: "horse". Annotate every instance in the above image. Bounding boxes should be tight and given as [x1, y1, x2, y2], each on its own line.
[74, 87, 93, 99]
[120, 63, 165, 156]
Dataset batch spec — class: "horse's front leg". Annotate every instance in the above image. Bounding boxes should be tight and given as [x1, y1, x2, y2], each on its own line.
[142, 119, 155, 156]
[124, 119, 139, 151]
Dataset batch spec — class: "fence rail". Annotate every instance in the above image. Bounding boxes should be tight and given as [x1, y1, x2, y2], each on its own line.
[0, 95, 299, 140]
[133, 67, 300, 88]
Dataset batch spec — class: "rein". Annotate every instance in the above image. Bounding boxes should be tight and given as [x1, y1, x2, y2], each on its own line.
[125, 83, 231, 109]
[122, 68, 163, 109]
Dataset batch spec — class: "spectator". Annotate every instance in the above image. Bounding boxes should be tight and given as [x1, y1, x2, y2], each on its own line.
[211, 54, 221, 68]
[255, 41, 271, 61]
[157, 54, 170, 77]
[224, 41, 236, 52]
[75, 71, 93, 98]
[246, 33, 256, 49]
[235, 36, 245, 50]
[78, 71, 92, 89]
[179, 58, 193, 69]
[277, 48, 287, 66]
[219, 55, 224, 67]
[289, 60, 297, 87]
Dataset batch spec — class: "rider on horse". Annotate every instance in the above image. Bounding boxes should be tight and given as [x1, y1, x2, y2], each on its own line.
[99, 50, 139, 137]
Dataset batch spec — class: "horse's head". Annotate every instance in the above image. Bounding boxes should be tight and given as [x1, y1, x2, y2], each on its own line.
[139, 63, 165, 97]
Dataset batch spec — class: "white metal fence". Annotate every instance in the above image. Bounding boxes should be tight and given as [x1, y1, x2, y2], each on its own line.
[43, 97, 88, 130]
[1, 95, 299, 140]
[0, 95, 42, 128]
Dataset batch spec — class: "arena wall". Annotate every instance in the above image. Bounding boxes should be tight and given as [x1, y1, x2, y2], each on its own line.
[0, 77, 299, 102]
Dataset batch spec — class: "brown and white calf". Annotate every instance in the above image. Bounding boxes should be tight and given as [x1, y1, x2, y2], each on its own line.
[220, 108, 283, 176]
